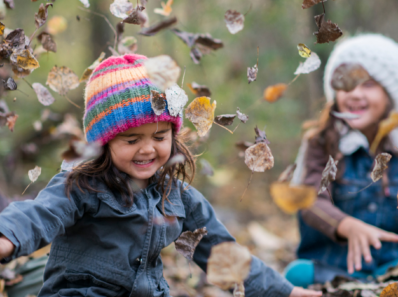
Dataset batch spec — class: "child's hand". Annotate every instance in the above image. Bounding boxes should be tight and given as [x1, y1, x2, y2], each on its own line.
[337, 216, 398, 274]
[0, 235, 14, 260]
[289, 287, 323, 297]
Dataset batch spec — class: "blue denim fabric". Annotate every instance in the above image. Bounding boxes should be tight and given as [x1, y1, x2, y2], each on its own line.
[0, 172, 293, 297]
[298, 147, 398, 274]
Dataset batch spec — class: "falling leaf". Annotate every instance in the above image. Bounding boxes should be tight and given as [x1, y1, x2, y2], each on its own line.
[35, 3, 53, 29]
[143, 55, 180, 91]
[122, 5, 147, 26]
[47, 16, 68, 35]
[10, 49, 40, 70]
[330, 111, 360, 120]
[331, 63, 371, 93]
[80, 52, 106, 82]
[233, 282, 245, 297]
[215, 114, 236, 126]
[175, 227, 207, 260]
[254, 126, 270, 144]
[200, 159, 214, 176]
[3, 0, 13, 9]
[165, 154, 185, 168]
[207, 242, 251, 290]
[302, 0, 327, 9]
[278, 163, 297, 182]
[245, 142, 274, 172]
[79, 0, 90, 8]
[370, 111, 398, 154]
[314, 13, 343, 44]
[264, 83, 287, 102]
[371, 153, 392, 182]
[297, 43, 311, 58]
[3, 28, 26, 50]
[150, 90, 166, 116]
[224, 10, 245, 34]
[52, 114, 83, 139]
[187, 82, 211, 97]
[165, 84, 188, 117]
[33, 120, 42, 131]
[236, 108, 248, 123]
[12, 65, 33, 78]
[118, 36, 137, 55]
[154, 0, 173, 16]
[37, 32, 57, 53]
[380, 283, 398, 297]
[319, 155, 338, 194]
[5, 112, 17, 131]
[247, 64, 258, 84]
[185, 97, 216, 137]
[0, 21, 5, 36]
[270, 182, 317, 214]
[46, 66, 80, 96]
[294, 52, 321, 75]
[62, 138, 102, 162]
[28, 166, 41, 183]
[139, 16, 177, 36]
[3, 77, 16, 90]
[110, 0, 133, 19]
[32, 83, 55, 106]
[235, 141, 253, 158]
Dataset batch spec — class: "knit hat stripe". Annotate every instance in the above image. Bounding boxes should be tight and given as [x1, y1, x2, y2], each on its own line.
[89, 59, 145, 81]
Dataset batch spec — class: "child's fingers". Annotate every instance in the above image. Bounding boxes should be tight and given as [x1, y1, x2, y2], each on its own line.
[359, 237, 372, 263]
[379, 231, 398, 243]
[353, 239, 362, 271]
[347, 241, 355, 274]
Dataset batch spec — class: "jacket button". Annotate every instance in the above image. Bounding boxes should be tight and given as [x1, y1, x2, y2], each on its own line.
[368, 202, 378, 212]
[136, 257, 142, 263]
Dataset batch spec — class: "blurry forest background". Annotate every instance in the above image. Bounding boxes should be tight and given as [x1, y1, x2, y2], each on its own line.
[0, 0, 398, 282]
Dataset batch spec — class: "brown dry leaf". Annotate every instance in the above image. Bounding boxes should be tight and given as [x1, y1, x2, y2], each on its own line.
[278, 163, 297, 182]
[47, 16, 68, 35]
[175, 227, 207, 260]
[80, 52, 106, 82]
[143, 55, 180, 91]
[5, 112, 18, 132]
[254, 126, 270, 144]
[123, 5, 147, 25]
[46, 66, 80, 96]
[37, 32, 57, 53]
[331, 63, 371, 93]
[314, 13, 343, 44]
[319, 155, 338, 194]
[150, 90, 166, 116]
[187, 82, 211, 97]
[380, 283, 398, 297]
[370, 111, 398, 154]
[154, 0, 173, 16]
[35, 3, 53, 29]
[236, 108, 248, 123]
[224, 10, 244, 35]
[270, 182, 317, 214]
[61, 137, 102, 162]
[32, 82, 55, 106]
[139, 16, 177, 36]
[185, 97, 216, 137]
[3, 0, 14, 9]
[3, 77, 17, 90]
[215, 114, 236, 126]
[264, 83, 287, 103]
[10, 49, 40, 70]
[4, 28, 26, 50]
[371, 153, 392, 182]
[247, 64, 258, 84]
[244, 142, 274, 172]
[302, 0, 327, 9]
[207, 242, 251, 290]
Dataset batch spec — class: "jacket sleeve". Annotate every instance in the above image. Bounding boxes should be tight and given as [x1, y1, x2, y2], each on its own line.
[300, 138, 348, 242]
[181, 186, 294, 297]
[0, 172, 86, 263]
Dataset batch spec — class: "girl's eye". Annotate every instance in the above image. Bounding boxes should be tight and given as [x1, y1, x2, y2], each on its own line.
[363, 80, 377, 88]
[127, 139, 138, 144]
[154, 137, 164, 141]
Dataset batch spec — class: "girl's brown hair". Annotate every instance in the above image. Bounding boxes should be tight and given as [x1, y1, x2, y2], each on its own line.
[65, 129, 196, 210]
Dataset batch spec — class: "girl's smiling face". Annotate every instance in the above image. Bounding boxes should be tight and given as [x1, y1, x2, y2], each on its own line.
[108, 122, 173, 188]
[336, 79, 391, 135]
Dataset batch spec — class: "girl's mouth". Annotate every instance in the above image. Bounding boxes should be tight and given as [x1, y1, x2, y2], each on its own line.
[347, 105, 368, 115]
[132, 159, 155, 168]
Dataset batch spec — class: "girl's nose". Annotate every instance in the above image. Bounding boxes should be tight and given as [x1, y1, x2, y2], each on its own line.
[348, 85, 365, 99]
[138, 143, 156, 155]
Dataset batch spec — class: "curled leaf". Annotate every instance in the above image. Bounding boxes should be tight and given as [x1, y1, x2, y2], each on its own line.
[297, 43, 311, 58]
[3, 77, 16, 90]
[143, 55, 180, 91]
[371, 153, 392, 182]
[37, 32, 57, 53]
[247, 64, 258, 84]
[187, 82, 211, 97]
[185, 97, 216, 137]
[215, 114, 236, 126]
[150, 90, 166, 116]
[331, 63, 370, 93]
[244, 142, 274, 172]
[35, 3, 53, 29]
[80, 52, 106, 82]
[314, 13, 343, 44]
[139, 16, 177, 36]
[254, 126, 270, 144]
[319, 155, 338, 195]
[175, 227, 207, 260]
[302, 0, 327, 9]
[123, 5, 147, 26]
[264, 83, 287, 102]
[154, 0, 173, 16]
[165, 83, 188, 117]
[370, 111, 398, 154]
[294, 52, 321, 75]
[236, 108, 248, 123]
[32, 82, 55, 106]
[46, 66, 80, 96]
[224, 9, 244, 34]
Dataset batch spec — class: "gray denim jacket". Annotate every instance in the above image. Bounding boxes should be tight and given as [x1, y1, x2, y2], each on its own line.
[0, 172, 293, 297]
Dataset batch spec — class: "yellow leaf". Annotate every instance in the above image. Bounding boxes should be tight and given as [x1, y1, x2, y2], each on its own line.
[47, 16, 67, 35]
[0, 21, 4, 36]
[380, 282, 398, 297]
[185, 97, 216, 137]
[13, 49, 40, 70]
[80, 52, 106, 82]
[270, 182, 317, 214]
[297, 43, 311, 58]
[154, 0, 173, 16]
[264, 83, 288, 102]
[370, 111, 398, 154]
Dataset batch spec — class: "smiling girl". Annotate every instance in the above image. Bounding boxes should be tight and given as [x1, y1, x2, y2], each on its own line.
[285, 34, 398, 287]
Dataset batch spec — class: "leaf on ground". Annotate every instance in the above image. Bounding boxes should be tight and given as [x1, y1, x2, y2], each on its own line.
[28, 166, 41, 183]
[118, 36, 138, 55]
[154, 0, 173, 16]
[207, 242, 252, 290]
[264, 83, 287, 102]
[245, 142, 274, 172]
[278, 163, 297, 182]
[175, 227, 207, 261]
[297, 43, 311, 58]
[270, 182, 317, 214]
[371, 153, 392, 182]
[302, 0, 327, 9]
[143, 55, 180, 91]
[165, 83, 188, 117]
[380, 283, 398, 297]
[224, 10, 244, 34]
[247, 64, 258, 84]
[254, 126, 270, 144]
[10, 49, 40, 70]
[79, 0, 90, 8]
[139, 16, 177, 36]
[46, 66, 80, 96]
[330, 111, 360, 120]
[33, 82, 54, 106]
[331, 63, 371, 93]
[215, 114, 236, 126]
[62, 137, 102, 162]
[294, 52, 321, 75]
[370, 111, 398, 154]
[319, 155, 338, 194]
[150, 90, 166, 116]
[47, 16, 68, 35]
[37, 32, 57, 53]
[110, 0, 133, 19]
[200, 159, 214, 176]
[3, 77, 16, 90]
[80, 52, 106, 82]
[35, 3, 53, 29]
[187, 82, 211, 97]
[123, 5, 147, 26]
[185, 97, 216, 137]
[314, 13, 343, 44]
[236, 108, 248, 123]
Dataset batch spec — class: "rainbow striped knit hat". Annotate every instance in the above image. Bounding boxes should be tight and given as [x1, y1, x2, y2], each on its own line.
[83, 54, 183, 145]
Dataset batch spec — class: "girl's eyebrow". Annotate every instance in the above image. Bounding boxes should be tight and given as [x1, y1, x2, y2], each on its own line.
[120, 129, 171, 137]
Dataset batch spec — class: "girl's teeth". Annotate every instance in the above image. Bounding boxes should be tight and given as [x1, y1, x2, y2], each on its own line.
[134, 159, 153, 164]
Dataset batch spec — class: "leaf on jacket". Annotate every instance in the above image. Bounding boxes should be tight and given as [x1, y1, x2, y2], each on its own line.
[61, 137, 102, 162]
[110, 0, 133, 19]
[143, 55, 180, 91]
[150, 90, 166, 116]
[245, 142, 274, 172]
[80, 52, 106, 82]
[3, 77, 16, 90]
[46, 66, 80, 96]
[200, 159, 214, 176]
[313, 13, 343, 44]
[139, 16, 177, 36]
[330, 111, 360, 120]
[35, 3, 53, 29]
[302, 0, 326, 9]
[207, 242, 251, 290]
[270, 182, 317, 214]
[278, 163, 297, 182]
[47, 16, 68, 35]
[370, 111, 398, 154]
[224, 10, 244, 35]
[154, 0, 173, 16]
[10, 49, 40, 70]
[215, 114, 236, 127]
[371, 153, 392, 182]
[297, 43, 311, 58]
[32, 83, 55, 106]
[28, 166, 41, 183]
[264, 83, 287, 102]
[380, 283, 398, 297]
[185, 97, 216, 137]
[331, 63, 370, 93]
[236, 108, 248, 123]
[319, 155, 339, 195]
[247, 64, 258, 84]
[294, 52, 321, 75]
[254, 126, 270, 144]
[37, 32, 57, 53]
[175, 227, 207, 261]
[123, 5, 147, 26]
[187, 82, 211, 97]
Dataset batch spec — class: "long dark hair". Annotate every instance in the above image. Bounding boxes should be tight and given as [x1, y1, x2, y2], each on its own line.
[65, 129, 196, 211]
